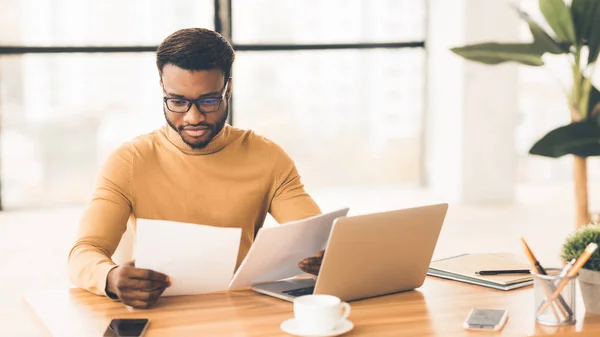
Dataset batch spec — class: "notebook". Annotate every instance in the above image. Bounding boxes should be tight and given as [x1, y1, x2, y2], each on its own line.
[427, 253, 534, 290]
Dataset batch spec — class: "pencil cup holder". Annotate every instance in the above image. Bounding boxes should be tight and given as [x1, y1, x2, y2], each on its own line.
[533, 269, 577, 326]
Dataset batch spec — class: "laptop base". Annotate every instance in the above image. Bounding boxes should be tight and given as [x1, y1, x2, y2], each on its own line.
[251, 278, 316, 302]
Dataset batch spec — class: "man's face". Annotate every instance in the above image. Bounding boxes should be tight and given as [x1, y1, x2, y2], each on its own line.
[161, 64, 231, 149]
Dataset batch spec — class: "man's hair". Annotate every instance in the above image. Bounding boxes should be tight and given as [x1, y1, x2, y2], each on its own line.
[156, 28, 235, 81]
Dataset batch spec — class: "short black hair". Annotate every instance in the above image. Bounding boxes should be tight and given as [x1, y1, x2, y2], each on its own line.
[156, 28, 235, 81]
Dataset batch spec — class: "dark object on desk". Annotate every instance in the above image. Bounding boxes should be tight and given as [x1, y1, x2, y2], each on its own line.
[103, 318, 149, 337]
[475, 269, 531, 276]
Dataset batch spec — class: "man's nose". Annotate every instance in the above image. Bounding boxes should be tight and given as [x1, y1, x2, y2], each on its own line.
[183, 103, 207, 125]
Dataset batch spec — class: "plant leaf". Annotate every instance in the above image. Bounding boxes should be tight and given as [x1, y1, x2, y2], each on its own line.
[529, 120, 600, 158]
[587, 4, 600, 63]
[571, 0, 597, 45]
[539, 0, 577, 44]
[517, 8, 568, 54]
[451, 43, 544, 66]
[561, 225, 600, 270]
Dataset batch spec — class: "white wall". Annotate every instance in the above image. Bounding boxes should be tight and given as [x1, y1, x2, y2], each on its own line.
[426, 0, 519, 204]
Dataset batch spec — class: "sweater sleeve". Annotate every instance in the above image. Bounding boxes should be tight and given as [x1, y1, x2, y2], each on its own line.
[269, 146, 322, 223]
[67, 143, 134, 296]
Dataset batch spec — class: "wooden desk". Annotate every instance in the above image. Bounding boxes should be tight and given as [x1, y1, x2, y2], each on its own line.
[24, 277, 600, 337]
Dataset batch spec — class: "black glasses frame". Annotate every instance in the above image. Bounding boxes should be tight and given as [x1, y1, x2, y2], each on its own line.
[163, 80, 229, 113]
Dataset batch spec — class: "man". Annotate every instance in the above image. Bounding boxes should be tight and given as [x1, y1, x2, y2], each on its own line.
[68, 28, 324, 309]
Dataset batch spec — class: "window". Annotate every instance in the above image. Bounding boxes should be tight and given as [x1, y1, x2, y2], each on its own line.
[232, 0, 424, 44]
[0, 0, 427, 209]
[0, 0, 213, 46]
[233, 49, 424, 187]
[0, 0, 213, 209]
[231, 0, 426, 189]
[0, 54, 164, 208]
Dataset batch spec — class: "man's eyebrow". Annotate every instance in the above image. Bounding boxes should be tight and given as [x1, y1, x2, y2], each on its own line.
[198, 91, 220, 98]
[165, 92, 186, 98]
[165, 91, 220, 99]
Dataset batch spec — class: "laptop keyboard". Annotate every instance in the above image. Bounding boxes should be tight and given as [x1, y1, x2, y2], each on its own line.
[282, 286, 315, 297]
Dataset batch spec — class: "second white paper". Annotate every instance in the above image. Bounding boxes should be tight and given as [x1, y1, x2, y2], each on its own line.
[135, 218, 242, 297]
[228, 208, 349, 290]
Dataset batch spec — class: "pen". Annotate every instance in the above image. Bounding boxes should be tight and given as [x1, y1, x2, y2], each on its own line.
[521, 238, 547, 275]
[475, 269, 530, 275]
[521, 237, 570, 320]
[558, 259, 577, 278]
[538, 242, 598, 315]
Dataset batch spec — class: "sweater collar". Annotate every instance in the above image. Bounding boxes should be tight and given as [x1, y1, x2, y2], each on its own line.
[163, 124, 231, 155]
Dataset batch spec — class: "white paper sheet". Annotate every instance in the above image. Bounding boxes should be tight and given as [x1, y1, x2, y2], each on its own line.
[135, 219, 242, 297]
[228, 208, 349, 290]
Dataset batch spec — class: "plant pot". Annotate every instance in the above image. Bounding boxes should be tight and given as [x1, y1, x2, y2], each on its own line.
[578, 268, 600, 314]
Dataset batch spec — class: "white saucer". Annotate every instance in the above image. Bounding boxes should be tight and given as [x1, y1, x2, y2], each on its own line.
[280, 318, 354, 337]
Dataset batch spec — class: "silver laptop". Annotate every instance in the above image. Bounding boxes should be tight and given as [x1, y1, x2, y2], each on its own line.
[252, 203, 448, 302]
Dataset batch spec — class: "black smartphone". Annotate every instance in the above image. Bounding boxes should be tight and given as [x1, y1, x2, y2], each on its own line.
[103, 318, 149, 337]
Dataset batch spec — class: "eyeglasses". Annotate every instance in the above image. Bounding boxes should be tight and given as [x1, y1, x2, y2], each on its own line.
[163, 80, 229, 113]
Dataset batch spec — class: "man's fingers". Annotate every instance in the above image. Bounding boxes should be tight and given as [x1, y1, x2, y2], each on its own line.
[121, 279, 168, 291]
[125, 267, 170, 283]
[301, 257, 321, 266]
[120, 288, 165, 303]
[297, 251, 325, 275]
[298, 256, 322, 275]
[300, 264, 320, 276]
[120, 290, 151, 302]
[154, 286, 167, 300]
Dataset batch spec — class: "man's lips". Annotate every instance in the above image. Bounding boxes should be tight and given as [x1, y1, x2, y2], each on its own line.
[182, 127, 210, 137]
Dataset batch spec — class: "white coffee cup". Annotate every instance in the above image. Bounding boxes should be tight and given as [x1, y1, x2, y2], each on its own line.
[293, 294, 351, 334]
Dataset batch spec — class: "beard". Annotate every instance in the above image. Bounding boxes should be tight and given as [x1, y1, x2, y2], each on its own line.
[164, 107, 228, 149]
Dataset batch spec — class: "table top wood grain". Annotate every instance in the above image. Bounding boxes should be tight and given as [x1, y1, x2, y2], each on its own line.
[23, 276, 600, 337]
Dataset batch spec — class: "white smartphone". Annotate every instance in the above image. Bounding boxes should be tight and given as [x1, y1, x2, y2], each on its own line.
[463, 309, 509, 331]
[103, 318, 150, 337]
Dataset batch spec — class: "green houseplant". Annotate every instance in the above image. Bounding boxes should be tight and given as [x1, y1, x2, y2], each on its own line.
[562, 224, 600, 313]
[451, 0, 600, 228]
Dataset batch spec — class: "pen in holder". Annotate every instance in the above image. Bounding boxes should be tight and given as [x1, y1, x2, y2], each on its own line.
[533, 269, 577, 326]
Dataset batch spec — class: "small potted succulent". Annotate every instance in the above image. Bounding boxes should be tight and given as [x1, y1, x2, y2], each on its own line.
[561, 224, 600, 314]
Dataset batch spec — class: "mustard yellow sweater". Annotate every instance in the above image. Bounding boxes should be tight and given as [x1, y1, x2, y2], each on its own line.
[68, 124, 321, 296]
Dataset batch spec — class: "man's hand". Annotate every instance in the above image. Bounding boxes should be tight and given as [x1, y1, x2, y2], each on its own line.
[106, 261, 171, 309]
[298, 250, 325, 276]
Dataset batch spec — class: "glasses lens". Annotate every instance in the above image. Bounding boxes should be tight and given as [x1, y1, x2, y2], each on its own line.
[197, 98, 220, 112]
[166, 98, 190, 112]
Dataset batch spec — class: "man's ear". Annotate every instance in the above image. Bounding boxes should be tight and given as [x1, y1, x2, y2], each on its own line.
[226, 77, 233, 100]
